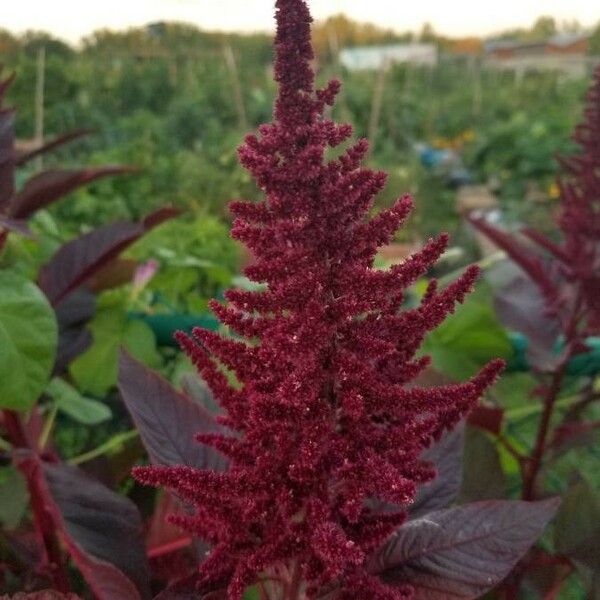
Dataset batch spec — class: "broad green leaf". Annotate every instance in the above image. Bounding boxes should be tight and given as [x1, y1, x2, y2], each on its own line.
[47, 377, 112, 425]
[0, 466, 28, 529]
[423, 288, 512, 380]
[70, 301, 160, 396]
[0, 270, 58, 410]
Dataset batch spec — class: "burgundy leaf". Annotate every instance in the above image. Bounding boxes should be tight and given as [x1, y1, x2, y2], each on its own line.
[409, 425, 464, 518]
[43, 462, 151, 600]
[118, 350, 227, 471]
[550, 421, 600, 455]
[370, 499, 560, 599]
[15, 456, 151, 600]
[520, 228, 569, 264]
[147, 493, 192, 558]
[38, 208, 179, 306]
[467, 405, 504, 435]
[0, 214, 32, 236]
[468, 215, 558, 301]
[494, 271, 561, 371]
[54, 290, 96, 373]
[10, 167, 137, 220]
[87, 257, 138, 293]
[15, 129, 95, 166]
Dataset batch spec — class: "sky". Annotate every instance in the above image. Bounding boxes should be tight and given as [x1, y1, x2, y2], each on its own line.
[3, 0, 599, 44]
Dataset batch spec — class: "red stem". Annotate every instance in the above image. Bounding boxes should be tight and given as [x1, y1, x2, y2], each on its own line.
[2, 409, 71, 592]
[522, 366, 567, 500]
[147, 536, 192, 559]
[522, 292, 583, 501]
[285, 560, 303, 600]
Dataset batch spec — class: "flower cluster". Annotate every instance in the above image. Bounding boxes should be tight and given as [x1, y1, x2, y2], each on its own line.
[556, 65, 600, 333]
[134, 1, 502, 598]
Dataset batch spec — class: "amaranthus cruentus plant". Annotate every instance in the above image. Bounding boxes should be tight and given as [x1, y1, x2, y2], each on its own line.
[468, 66, 600, 597]
[126, 1, 559, 599]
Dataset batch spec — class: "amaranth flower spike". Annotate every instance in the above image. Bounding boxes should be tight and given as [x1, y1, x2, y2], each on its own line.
[133, 1, 503, 598]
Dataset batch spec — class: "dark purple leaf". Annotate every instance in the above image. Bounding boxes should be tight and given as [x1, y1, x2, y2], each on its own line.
[118, 350, 227, 471]
[55, 328, 93, 374]
[38, 208, 180, 306]
[14, 454, 151, 600]
[370, 499, 560, 600]
[87, 257, 138, 293]
[180, 373, 221, 416]
[53, 290, 96, 372]
[10, 167, 137, 219]
[467, 405, 504, 435]
[15, 129, 95, 166]
[520, 227, 569, 264]
[493, 269, 561, 371]
[550, 421, 600, 456]
[42, 462, 151, 600]
[468, 215, 558, 302]
[0, 215, 32, 236]
[409, 425, 464, 518]
[55, 289, 96, 329]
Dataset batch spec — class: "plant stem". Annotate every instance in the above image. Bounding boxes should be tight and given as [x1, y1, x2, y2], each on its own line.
[68, 429, 139, 465]
[522, 366, 566, 501]
[522, 290, 584, 501]
[39, 401, 59, 451]
[2, 409, 71, 592]
[285, 560, 303, 600]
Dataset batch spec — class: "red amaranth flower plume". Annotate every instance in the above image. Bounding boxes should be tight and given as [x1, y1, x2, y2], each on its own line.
[470, 66, 600, 342]
[133, 1, 503, 598]
[556, 65, 600, 332]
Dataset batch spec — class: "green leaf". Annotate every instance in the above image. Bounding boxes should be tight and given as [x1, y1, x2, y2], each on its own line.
[0, 270, 58, 410]
[70, 301, 160, 396]
[423, 287, 513, 380]
[47, 377, 112, 425]
[554, 480, 600, 570]
[0, 466, 29, 529]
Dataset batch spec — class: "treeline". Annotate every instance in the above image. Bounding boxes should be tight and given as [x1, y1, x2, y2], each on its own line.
[0, 16, 592, 238]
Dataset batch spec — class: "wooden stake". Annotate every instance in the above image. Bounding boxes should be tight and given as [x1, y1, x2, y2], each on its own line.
[224, 43, 248, 131]
[34, 46, 45, 170]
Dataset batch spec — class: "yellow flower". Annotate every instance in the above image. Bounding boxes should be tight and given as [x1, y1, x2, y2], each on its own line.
[548, 182, 560, 200]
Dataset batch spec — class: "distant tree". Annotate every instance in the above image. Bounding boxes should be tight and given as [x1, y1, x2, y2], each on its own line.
[419, 22, 437, 43]
[560, 19, 583, 34]
[312, 14, 413, 62]
[20, 31, 73, 58]
[529, 16, 557, 40]
[0, 29, 18, 55]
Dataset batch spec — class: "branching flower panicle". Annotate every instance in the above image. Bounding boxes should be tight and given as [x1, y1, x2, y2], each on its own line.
[133, 1, 503, 598]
